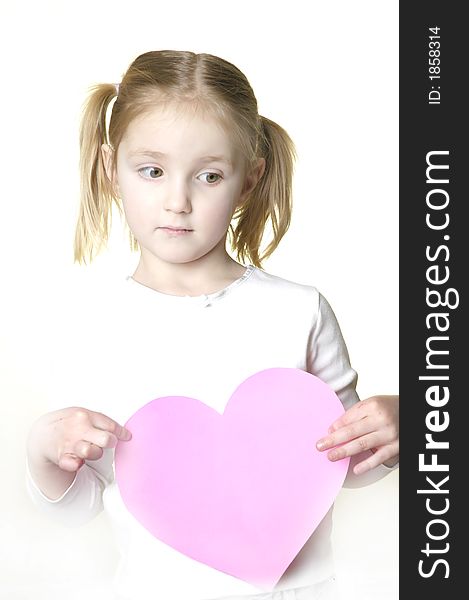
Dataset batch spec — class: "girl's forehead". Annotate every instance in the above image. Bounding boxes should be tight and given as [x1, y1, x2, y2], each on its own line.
[121, 104, 242, 158]
[131, 99, 224, 127]
[129, 105, 224, 132]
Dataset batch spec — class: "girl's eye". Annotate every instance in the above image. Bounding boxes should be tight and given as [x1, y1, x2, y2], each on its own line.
[138, 166, 163, 179]
[198, 172, 222, 184]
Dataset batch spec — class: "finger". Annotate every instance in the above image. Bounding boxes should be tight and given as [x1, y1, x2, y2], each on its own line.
[81, 428, 120, 451]
[327, 400, 371, 434]
[57, 428, 116, 466]
[87, 410, 132, 441]
[58, 453, 85, 472]
[72, 440, 104, 461]
[352, 443, 399, 475]
[317, 417, 375, 451]
[319, 416, 399, 453]
[325, 432, 382, 461]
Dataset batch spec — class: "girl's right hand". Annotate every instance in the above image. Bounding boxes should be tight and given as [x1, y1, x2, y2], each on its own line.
[28, 407, 132, 473]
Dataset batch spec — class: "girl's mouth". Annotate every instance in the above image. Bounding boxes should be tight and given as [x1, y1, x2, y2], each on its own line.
[158, 227, 193, 235]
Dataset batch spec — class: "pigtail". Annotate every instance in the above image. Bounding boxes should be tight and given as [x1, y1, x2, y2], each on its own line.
[73, 83, 120, 264]
[231, 116, 296, 268]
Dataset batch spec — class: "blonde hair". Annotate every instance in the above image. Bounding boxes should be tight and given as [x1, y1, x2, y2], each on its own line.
[74, 50, 296, 267]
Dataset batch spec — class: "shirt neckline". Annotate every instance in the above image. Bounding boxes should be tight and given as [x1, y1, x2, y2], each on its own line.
[125, 264, 256, 307]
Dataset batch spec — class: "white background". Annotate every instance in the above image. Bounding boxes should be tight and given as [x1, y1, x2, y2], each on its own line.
[0, 1, 398, 598]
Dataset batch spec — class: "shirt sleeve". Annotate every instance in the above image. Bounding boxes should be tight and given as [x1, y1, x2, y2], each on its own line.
[307, 291, 359, 411]
[25, 448, 114, 527]
[307, 291, 397, 487]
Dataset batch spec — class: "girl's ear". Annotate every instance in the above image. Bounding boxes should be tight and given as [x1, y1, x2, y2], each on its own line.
[101, 144, 119, 195]
[239, 158, 266, 205]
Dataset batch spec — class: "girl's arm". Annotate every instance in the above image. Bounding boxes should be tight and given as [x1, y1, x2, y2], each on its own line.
[307, 291, 399, 486]
[26, 407, 131, 526]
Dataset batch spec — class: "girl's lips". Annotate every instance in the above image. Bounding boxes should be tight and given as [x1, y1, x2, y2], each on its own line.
[158, 227, 193, 235]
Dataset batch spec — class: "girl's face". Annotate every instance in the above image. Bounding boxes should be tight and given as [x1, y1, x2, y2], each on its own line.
[103, 104, 263, 272]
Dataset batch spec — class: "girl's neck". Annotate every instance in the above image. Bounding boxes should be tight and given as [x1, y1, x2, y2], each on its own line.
[132, 253, 248, 297]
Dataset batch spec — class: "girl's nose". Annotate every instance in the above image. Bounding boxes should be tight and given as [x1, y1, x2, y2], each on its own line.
[163, 179, 192, 213]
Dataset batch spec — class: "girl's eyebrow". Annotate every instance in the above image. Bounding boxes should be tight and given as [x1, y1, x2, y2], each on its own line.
[128, 149, 232, 165]
[199, 155, 233, 166]
[128, 149, 166, 159]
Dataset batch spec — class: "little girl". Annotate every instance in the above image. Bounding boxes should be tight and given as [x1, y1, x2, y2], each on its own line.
[26, 50, 398, 600]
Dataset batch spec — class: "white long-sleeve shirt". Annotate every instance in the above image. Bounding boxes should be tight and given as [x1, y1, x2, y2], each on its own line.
[26, 265, 395, 600]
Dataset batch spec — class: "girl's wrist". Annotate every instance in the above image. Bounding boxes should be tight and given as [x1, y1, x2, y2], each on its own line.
[26, 421, 56, 469]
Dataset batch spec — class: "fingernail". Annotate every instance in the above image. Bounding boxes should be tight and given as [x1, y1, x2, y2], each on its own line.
[122, 428, 132, 441]
[328, 450, 339, 461]
[316, 440, 326, 450]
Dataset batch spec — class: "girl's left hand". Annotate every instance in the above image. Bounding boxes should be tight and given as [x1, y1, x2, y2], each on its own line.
[316, 395, 399, 474]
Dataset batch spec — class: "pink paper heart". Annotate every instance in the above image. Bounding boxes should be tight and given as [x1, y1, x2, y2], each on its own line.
[114, 368, 349, 590]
